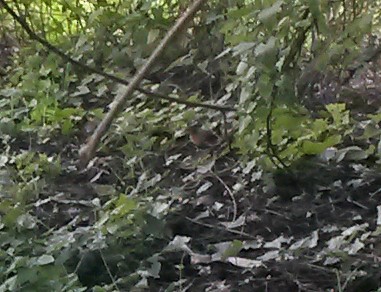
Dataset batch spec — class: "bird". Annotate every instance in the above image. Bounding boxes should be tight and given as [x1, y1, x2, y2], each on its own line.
[187, 124, 221, 149]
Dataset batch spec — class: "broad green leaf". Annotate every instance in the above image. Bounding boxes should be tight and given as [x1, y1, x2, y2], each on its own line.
[112, 194, 137, 217]
[361, 123, 381, 140]
[302, 135, 342, 154]
[147, 29, 160, 44]
[227, 5, 254, 18]
[308, 0, 329, 34]
[311, 119, 328, 135]
[255, 37, 278, 70]
[257, 74, 273, 97]
[221, 240, 243, 261]
[326, 103, 348, 125]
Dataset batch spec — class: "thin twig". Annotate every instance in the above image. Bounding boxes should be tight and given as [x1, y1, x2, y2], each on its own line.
[99, 249, 120, 292]
[265, 95, 289, 170]
[185, 216, 255, 239]
[209, 171, 237, 222]
[340, 266, 359, 292]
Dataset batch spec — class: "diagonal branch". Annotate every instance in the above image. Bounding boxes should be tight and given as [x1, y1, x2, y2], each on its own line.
[78, 0, 209, 167]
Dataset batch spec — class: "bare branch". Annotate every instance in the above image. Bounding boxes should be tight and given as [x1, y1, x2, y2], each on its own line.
[78, 0, 209, 167]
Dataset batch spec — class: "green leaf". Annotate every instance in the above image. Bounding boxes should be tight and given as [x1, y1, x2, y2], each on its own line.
[302, 135, 342, 154]
[93, 286, 107, 292]
[326, 103, 349, 125]
[227, 5, 255, 19]
[147, 29, 160, 44]
[257, 74, 273, 97]
[311, 119, 328, 135]
[255, 37, 278, 70]
[308, 0, 329, 34]
[112, 194, 137, 217]
[221, 240, 243, 260]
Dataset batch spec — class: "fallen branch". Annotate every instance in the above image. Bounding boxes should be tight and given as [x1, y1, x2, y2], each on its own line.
[78, 0, 208, 167]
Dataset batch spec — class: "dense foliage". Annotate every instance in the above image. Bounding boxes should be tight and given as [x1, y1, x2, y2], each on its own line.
[1, 0, 381, 290]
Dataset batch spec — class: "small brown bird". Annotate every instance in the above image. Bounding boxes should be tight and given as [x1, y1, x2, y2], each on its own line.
[187, 125, 220, 148]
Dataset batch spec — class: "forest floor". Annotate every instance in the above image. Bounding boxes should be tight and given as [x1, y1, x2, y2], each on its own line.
[7, 47, 381, 291]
